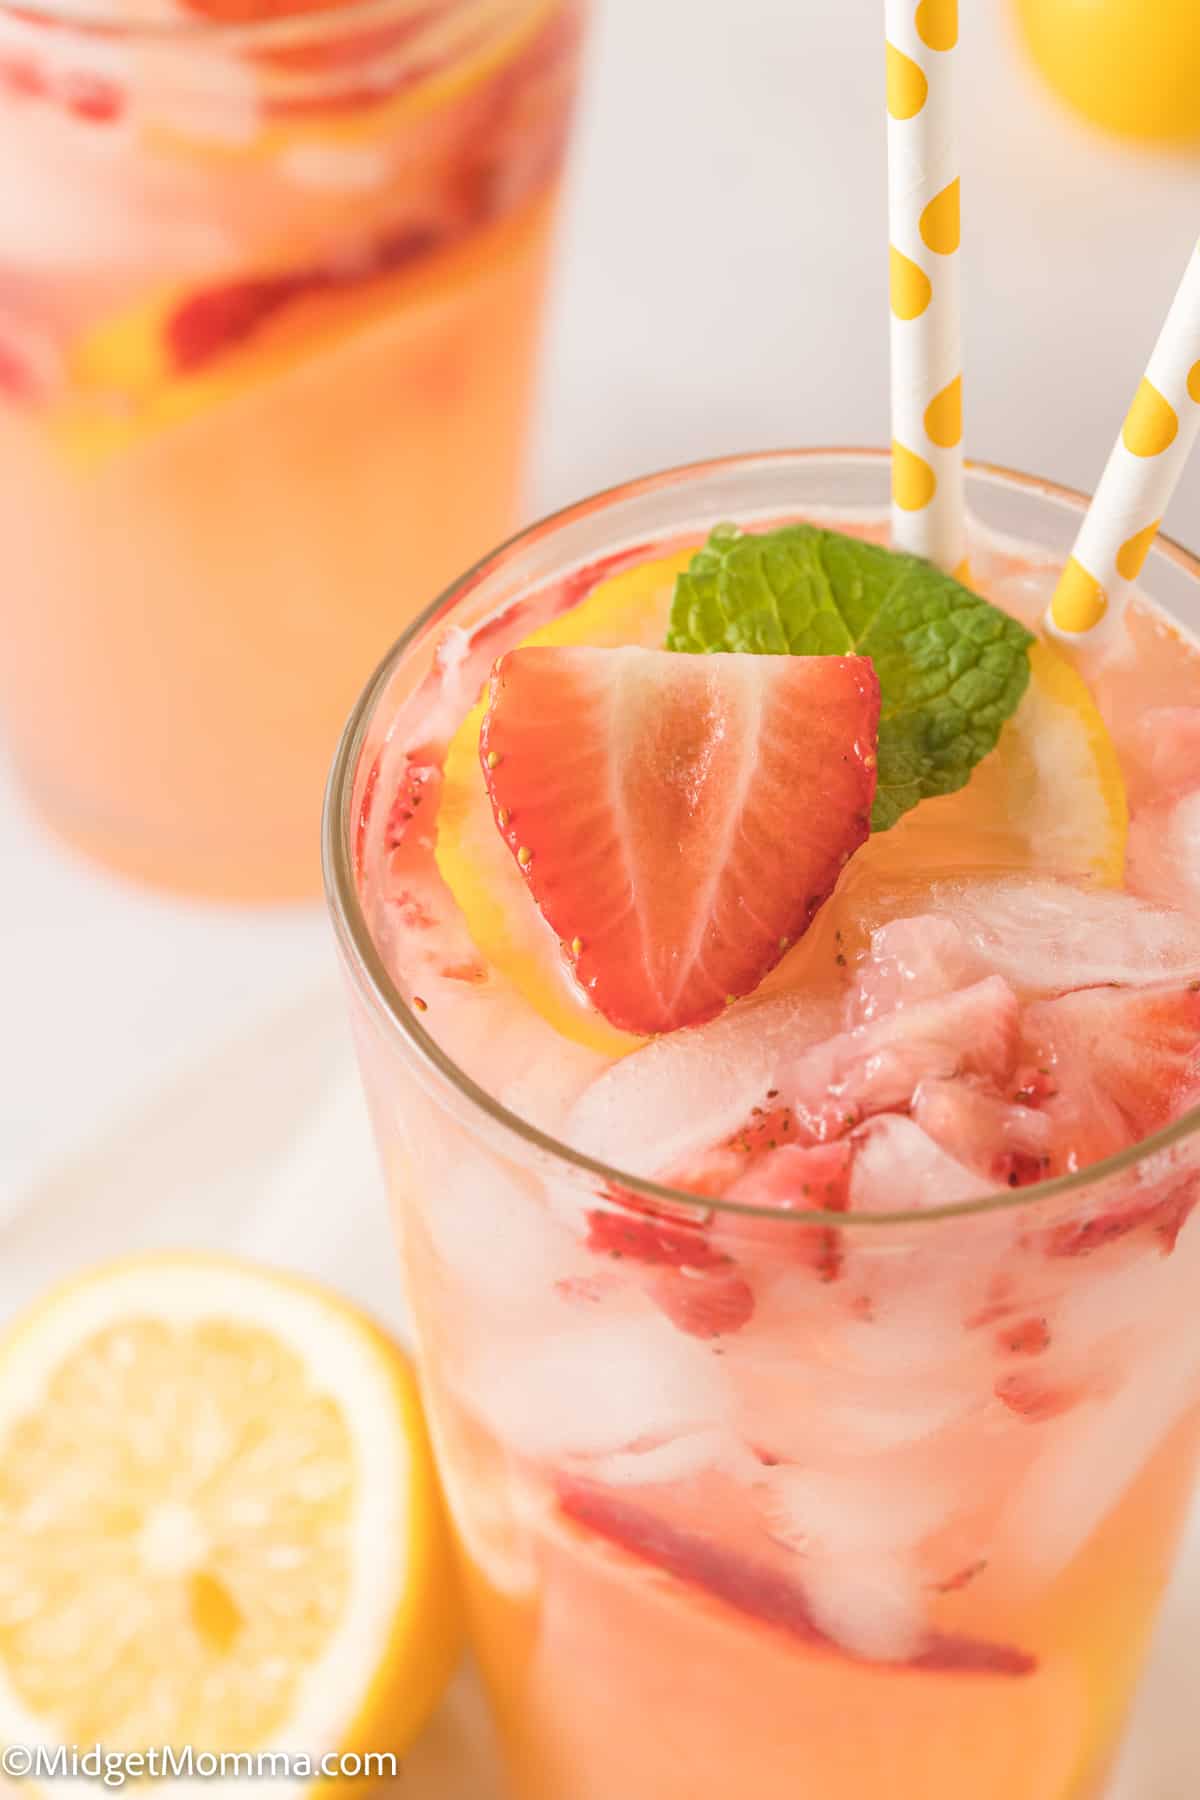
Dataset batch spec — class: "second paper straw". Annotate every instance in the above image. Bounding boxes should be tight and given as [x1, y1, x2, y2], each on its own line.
[886, 0, 965, 575]
[1049, 239, 1200, 639]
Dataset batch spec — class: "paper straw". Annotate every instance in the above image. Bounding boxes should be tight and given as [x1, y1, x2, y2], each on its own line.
[885, 0, 966, 575]
[1047, 240, 1200, 640]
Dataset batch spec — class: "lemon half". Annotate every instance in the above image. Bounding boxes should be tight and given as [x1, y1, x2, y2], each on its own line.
[0, 1255, 461, 1795]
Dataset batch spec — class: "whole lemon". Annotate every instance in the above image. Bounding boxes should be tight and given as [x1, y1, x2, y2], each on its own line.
[1013, 0, 1200, 145]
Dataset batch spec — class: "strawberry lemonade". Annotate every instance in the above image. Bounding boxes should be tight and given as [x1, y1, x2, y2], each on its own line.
[326, 451, 1200, 1800]
[0, 0, 582, 897]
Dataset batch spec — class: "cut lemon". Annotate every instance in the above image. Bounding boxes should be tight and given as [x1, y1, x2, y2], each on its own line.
[53, 191, 551, 471]
[0, 1255, 462, 1791]
[859, 637, 1128, 887]
[434, 547, 693, 1059]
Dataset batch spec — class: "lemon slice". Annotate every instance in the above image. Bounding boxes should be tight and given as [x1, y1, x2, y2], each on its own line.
[859, 638, 1128, 886]
[54, 190, 550, 471]
[435, 548, 693, 1059]
[0, 1255, 461, 1789]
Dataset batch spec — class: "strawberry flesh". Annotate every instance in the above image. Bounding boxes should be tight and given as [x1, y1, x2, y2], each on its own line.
[559, 1483, 1035, 1677]
[584, 1207, 754, 1340]
[480, 646, 879, 1035]
[1022, 981, 1200, 1176]
[726, 1141, 854, 1282]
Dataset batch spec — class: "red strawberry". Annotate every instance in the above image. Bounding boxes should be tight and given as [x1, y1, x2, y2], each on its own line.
[1045, 1175, 1198, 1259]
[651, 1264, 756, 1340]
[584, 1207, 754, 1340]
[994, 1372, 1081, 1422]
[726, 1141, 853, 1282]
[559, 1483, 1035, 1677]
[911, 1076, 1052, 1189]
[584, 1210, 723, 1270]
[1022, 981, 1200, 1173]
[384, 753, 440, 850]
[167, 274, 313, 373]
[479, 647, 880, 1035]
[996, 1316, 1051, 1356]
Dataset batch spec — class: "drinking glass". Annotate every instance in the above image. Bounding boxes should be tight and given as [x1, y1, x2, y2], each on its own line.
[325, 450, 1200, 1800]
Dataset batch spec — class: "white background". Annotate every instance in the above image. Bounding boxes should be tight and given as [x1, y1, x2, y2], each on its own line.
[4, 0, 1200, 1194]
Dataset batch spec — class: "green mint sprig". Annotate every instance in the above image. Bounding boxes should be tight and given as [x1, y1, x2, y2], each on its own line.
[667, 523, 1033, 831]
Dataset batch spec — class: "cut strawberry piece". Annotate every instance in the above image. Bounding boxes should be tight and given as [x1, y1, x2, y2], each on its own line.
[479, 647, 880, 1035]
[911, 1077, 1053, 1189]
[787, 979, 1020, 1142]
[164, 228, 444, 377]
[584, 1207, 754, 1341]
[1022, 981, 1200, 1173]
[384, 754, 440, 851]
[726, 1142, 853, 1282]
[559, 1483, 1035, 1677]
[167, 274, 314, 374]
[650, 1265, 756, 1340]
[994, 1372, 1081, 1422]
[996, 1317, 1051, 1356]
[1045, 1176, 1198, 1259]
[584, 1210, 724, 1271]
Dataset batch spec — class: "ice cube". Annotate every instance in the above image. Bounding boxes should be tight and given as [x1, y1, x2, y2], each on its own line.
[800, 1549, 925, 1662]
[926, 876, 1200, 995]
[564, 989, 842, 1179]
[1128, 791, 1200, 911]
[848, 915, 985, 1024]
[582, 1428, 744, 1488]
[760, 1464, 956, 1554]
[849, 1116, 989, 1214]
[1128, 706, 1200, 808]
[999, 1331, 1200, 1578]
[461, 1308, 730, 1460]
[788, 980, 1019, 1141]
[423, 1156, 587, 1311]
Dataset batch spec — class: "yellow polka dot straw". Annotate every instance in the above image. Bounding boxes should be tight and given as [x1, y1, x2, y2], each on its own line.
[885, 0, 965, 575]
[1048, 239, 1200, 640]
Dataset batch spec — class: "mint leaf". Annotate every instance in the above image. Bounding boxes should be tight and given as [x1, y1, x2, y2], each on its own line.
[667, 524, 1033, 831]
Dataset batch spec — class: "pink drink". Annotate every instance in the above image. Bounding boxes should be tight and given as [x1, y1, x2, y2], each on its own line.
[326, 451, 1200, 1799]
[0, 0, 583, 898]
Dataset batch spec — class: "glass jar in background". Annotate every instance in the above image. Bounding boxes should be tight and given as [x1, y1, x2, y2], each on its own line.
[0, 0, 585, 898]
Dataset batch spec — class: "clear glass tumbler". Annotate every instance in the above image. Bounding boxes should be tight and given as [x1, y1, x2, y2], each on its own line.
[0, 0, 584, 898]
[325, 450, 1200, 1800]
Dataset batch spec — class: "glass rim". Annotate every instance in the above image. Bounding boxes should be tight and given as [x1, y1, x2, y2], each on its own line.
[323, 445, 1200, 1232]
[0, 0, 503, 51]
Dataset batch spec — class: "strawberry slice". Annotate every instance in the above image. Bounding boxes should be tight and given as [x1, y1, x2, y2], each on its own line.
[479, 647, 880, 1034]
[559, 1483, 1035, 1677]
